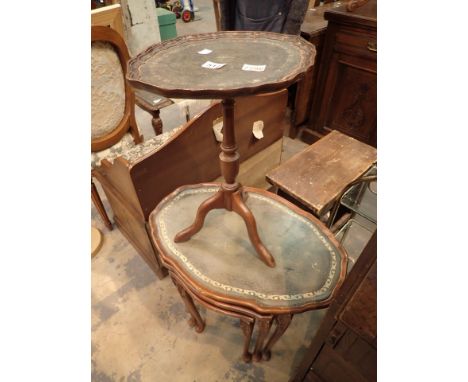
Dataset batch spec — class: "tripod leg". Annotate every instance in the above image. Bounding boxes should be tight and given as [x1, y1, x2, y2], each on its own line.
[232, 191, 276, 267]
[174, 188, 224, 242]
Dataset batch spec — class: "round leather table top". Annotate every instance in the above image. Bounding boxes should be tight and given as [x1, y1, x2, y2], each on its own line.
[150, 184, 348, 313]
[127, 31, 316, 99]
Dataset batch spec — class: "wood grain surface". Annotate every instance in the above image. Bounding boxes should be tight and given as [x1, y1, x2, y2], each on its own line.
[266, 130, 376, 217]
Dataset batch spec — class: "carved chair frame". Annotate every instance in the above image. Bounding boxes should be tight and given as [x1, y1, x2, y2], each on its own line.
[91, 25, 142, 152]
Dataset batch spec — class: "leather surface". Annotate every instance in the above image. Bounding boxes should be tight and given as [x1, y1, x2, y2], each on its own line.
[152, 185, 345, 308]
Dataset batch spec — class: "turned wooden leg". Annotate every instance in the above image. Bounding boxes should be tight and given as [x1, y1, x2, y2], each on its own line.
[253, 317, 272, 362]
[174, 189, 224, 242]
[262, 314, 293, 361]
[240, 319, 254, 363]
[151, 110, 163, 135]
[91, 180, 113, 231]
[172, 277, 205, 333]
[232, 191, 276, 267]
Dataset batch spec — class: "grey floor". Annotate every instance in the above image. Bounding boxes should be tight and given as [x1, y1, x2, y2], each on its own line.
[92, 2, 376, 381]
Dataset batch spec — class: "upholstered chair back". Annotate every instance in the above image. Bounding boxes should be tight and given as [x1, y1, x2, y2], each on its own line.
[91, 26, 141, 152]
[92, 40, 125, 140]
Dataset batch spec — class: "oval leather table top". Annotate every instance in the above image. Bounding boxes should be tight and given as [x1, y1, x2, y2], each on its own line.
[150, 184, 347, 314]
[127, 31, 316, 99]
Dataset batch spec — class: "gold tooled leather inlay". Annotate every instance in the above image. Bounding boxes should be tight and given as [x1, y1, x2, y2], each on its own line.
[157, 187, 338, 302]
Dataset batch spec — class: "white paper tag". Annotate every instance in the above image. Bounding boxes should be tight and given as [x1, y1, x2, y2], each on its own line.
[198, 48, 212, 55]
[212, 118, 223, 142]
[242, 64, 266, 72]
[252, 120, 264, 139]
[201, 61, 225, 69]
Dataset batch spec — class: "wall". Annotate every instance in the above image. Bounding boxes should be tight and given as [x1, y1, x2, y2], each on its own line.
[120, 0, 161, 56]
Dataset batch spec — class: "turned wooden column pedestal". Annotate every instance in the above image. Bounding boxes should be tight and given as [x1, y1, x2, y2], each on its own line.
[174, 98, 276, 267]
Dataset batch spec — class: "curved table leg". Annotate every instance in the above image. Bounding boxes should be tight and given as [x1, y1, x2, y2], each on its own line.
[253, 317, 272, 362]
[232, 191, 276, 268]
[262, 314, 293, 361]
[240, 319, 254, 363]
[174, 188, 224, 242]
[172, 277, 205, 333]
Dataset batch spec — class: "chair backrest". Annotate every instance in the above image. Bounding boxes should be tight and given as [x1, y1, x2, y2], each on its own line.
[91, 25, 140, 152]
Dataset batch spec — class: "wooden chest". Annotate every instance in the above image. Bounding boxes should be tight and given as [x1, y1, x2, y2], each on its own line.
[306, 0, 377, 147]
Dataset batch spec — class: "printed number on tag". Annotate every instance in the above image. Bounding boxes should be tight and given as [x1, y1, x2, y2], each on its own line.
[201, 61, 226, 69]
[242, 64, 266, 72]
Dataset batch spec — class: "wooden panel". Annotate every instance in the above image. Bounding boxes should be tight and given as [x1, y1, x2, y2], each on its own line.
[333, 328, 376, 380]
[324, 54, 376, 145]
[291, 233, 376, 382]
[100, 178, 166, 279]
[94, 157, 144, 220]
[266, 130, 376, 216]
[130, 90, 288, 220]
[91, 4, 124, 38]
[339, 260, 377, 345]
[291, 0, 350, 135]
[312, 343, 367, 382]
[306, 0, 377, 147]
[334, 27, 377, 56]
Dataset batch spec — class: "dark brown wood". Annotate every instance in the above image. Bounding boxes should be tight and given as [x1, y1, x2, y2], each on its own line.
[253, 317, 273, 362]
[240, 318, 254, 362]
[91, 26, 142, 152]
[127, 31, 316, 99]
[290, 0, 350, 136]
[263, 313, 293, 361]
[291, 232, 376, 382]
[93, 90, 288, 279]
[91, 179, 113, 230]
[134, 89, 174, 136]
[172, 276, 205, 333]
[306, 0, 377, 147]
[266, 130, 376, 218]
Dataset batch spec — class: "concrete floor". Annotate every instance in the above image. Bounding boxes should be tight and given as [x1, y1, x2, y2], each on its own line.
[92, 2, 376, 381]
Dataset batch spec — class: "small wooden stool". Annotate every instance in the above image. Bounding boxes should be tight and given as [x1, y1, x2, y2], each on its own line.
[266, 131, 377, 223]
[149, 183, 348, 362]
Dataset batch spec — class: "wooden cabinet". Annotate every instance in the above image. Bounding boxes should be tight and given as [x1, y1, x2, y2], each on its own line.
[306, 0, 377, 147]
[292, 232, 377, 382]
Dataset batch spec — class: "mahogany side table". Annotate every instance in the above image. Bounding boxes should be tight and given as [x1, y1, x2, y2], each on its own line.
[127, 31, 316, 268]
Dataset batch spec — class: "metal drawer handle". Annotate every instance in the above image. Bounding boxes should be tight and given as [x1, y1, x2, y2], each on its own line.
[367, 41, 377, 52]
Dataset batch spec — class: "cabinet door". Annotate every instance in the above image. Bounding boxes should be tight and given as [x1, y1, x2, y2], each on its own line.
[318, 50, 376, 146]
